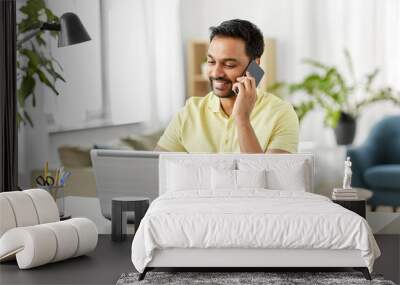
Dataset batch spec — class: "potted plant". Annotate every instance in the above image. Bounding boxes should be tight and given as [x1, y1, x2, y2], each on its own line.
[17, 0, 65, 128]
[270, 50, 400, 145]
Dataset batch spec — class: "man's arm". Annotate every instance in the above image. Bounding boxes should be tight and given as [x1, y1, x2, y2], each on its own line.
[233, 72, 291, 153]
[235, 118, 263, 153]
[264, 105, 299, 154]
[232, 72, 298, 154]
[154, 106, 188, 152]
[235, 118, 291, 154]
[232, 72, 264, 153]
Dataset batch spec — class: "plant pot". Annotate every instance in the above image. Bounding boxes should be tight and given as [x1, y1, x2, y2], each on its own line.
[333, 112, 356, 145]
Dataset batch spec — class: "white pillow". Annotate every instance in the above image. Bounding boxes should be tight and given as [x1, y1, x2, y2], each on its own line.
[167, 163, 210, 191]
[236, 169, 267, 189]
[238, 158, 310, 192]
[211, 168, 236, 190]
[267, 162, 307, 191]
[165, 158, 236, 192]
[211, 168, 267, 190]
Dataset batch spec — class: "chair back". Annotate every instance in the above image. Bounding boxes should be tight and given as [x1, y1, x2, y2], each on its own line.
[367, 115, 400, 164]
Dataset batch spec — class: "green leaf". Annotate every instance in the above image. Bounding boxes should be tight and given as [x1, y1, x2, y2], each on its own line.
[20, 48, 40, 67]
[365, 69, 379, 92]
[35, 33, 46, 46]
[44, 8, 59, 23]
[17, 111, 25, 129]
[324, 110, 341, 128]
[23, 110, 34, 127]
[267, 82, 286, 92]
[46, 66, 66, 82]
[26, 0, 46, 14]
[51, 57, 64, 72]
[344, 49, 356, 83]
[293, 101, 315, 122]
[18, 19, 42, 34]
[17, 76, 35, 107]
[36, 68, 59, 95]
[32, 93, 36, 107]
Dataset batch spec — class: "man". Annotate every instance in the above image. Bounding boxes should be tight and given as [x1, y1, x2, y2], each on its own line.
[155, 19, 299, 153]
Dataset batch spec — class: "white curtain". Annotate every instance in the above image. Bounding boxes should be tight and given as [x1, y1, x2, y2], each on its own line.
[102, 0, 185, 127]
[144, 0, 185, 127]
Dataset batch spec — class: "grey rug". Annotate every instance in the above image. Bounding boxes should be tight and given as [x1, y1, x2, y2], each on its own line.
[116, 271, 396, 285]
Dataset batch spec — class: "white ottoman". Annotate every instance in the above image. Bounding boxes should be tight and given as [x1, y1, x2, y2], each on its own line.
[0, 189, 98, 269]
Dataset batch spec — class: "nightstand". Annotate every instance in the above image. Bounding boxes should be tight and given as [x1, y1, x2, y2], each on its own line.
[112, 196, 150, 242]
[332, 199, 366, 218]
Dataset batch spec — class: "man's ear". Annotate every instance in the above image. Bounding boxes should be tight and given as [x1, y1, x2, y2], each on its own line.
[255, 58, 261, 65]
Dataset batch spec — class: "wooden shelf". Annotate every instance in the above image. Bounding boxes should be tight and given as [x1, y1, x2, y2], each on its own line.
[186, 38, 277, 98]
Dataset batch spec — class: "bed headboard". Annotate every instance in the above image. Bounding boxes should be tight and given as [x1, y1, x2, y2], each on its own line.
[159, 153, 314, 195]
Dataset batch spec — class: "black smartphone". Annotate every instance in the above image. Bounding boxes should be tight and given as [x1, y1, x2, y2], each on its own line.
[233, 60, 265, 95]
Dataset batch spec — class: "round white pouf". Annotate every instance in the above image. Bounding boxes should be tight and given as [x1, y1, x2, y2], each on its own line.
[0, 218, 98, 269]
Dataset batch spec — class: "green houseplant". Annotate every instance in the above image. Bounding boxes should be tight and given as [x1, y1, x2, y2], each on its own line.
[271, 50, 400, 144]
[17, 0, 65, 128]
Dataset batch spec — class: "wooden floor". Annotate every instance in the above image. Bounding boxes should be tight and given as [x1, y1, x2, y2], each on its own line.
[0, 235, 398, 285]
[0, 235, 134, 285]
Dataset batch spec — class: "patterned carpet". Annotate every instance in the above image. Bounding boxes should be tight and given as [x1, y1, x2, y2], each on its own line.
[116, 271, 396, 285]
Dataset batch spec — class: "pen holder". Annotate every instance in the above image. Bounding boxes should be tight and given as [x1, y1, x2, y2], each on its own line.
[37, 185, 65, 218]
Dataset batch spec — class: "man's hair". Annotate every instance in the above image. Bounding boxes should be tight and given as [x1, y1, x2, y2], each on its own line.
[209, 19, 264, 60]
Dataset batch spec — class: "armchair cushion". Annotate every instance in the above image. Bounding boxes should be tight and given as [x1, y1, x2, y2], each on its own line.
[364, 164, 400, 191]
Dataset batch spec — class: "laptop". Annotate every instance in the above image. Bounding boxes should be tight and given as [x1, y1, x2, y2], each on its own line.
[90, 150, 161, 220]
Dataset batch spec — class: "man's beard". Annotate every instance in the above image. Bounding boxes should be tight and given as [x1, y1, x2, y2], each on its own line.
[209, 77, 237, 98]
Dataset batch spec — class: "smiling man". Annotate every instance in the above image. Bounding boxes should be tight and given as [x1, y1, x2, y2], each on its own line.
[155, 19, 299, 153]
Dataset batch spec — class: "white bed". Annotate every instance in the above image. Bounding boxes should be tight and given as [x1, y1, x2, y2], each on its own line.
[131, 153, 380, 280]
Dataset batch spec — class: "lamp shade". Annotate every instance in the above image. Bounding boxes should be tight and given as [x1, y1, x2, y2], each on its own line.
[58, 12, 91, 47]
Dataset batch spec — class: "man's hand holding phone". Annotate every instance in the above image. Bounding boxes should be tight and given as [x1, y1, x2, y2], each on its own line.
[231, 71, 258, 121]
[231, 60, 264, 121]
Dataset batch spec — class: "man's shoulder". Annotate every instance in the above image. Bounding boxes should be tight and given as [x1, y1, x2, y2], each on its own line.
[183, 92, 214, 111]
[258, 90, 294, 111]
[185, 92, 213, 103]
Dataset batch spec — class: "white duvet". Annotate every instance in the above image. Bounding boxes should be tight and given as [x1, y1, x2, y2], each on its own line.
[131, 189, 380, 273]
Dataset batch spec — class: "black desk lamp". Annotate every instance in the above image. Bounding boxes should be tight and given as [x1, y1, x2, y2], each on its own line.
[18, 12, 91, 48]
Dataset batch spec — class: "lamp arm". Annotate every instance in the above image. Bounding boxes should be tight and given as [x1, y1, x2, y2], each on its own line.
[17, 22, 60, 49]
[41, 22, 60, 31]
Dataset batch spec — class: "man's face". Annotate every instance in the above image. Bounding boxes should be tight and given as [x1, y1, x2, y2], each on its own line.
[207, 36, 250, 98]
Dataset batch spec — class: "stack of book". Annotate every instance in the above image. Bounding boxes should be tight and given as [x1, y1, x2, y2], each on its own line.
[332, 188, 358, 200]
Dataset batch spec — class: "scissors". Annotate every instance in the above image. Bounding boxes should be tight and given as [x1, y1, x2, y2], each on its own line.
[36, 175, 55, 186]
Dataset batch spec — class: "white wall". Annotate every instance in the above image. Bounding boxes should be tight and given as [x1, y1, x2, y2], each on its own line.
[43, 0, 104, 131]
[101, 0, 151, 126]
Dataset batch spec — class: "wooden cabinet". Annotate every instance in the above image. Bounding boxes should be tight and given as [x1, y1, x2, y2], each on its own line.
[186, 38, 277, 98]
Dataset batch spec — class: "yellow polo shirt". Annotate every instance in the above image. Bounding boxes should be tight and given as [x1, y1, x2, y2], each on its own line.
[157, 90, 299, 153]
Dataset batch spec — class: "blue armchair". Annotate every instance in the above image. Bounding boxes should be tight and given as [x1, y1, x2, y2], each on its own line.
[347, 115, 400, 210]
